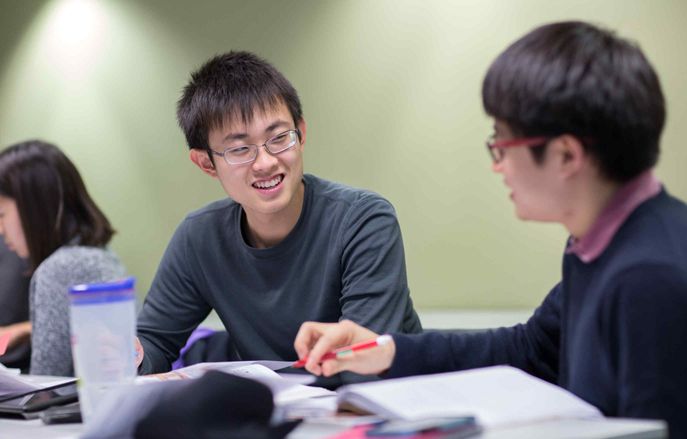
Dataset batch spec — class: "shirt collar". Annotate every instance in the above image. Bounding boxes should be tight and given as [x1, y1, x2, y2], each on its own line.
[566, 170, 661, 263]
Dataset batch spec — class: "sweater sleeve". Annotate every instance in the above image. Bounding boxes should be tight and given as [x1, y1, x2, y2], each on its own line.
[30, 264, 74, 376]
[386, 283, 562, 383]
[30, 247, 125, 376]
[137, 220, 212, 374]
[337, 194, 421, 334]
[604, 264, 687, 438]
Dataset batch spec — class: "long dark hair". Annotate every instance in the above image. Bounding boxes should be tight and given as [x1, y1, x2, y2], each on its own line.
[0, 140, 115, 271]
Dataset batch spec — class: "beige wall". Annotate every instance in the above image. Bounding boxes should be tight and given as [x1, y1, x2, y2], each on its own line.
[1, 0, 685, 309]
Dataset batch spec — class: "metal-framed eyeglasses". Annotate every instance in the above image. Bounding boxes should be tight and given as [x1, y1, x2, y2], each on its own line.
[485, 134, 550, 164]
[210, 129, 301, 165]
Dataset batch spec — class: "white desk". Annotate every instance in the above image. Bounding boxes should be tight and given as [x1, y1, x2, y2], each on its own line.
[0, 418, 82, 438]
[0, 416, 667, 438]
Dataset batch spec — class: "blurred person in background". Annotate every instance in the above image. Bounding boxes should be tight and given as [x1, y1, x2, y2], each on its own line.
[0, 239, 31, 372]
[0, 140, 126, 376]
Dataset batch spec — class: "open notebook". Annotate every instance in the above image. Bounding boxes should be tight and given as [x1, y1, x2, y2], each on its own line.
[0, 372, 75, 401]
[136, 361, 334, 404]
[336, 365, 602, 428]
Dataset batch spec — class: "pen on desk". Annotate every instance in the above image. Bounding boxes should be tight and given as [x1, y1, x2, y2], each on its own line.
[292, 334, 392, 368]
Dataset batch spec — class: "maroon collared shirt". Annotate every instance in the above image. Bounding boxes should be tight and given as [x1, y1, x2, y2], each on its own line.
[566, 171, 662, 263]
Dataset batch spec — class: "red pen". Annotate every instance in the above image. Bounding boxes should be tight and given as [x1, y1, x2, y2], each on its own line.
[293, 334, 392, 368]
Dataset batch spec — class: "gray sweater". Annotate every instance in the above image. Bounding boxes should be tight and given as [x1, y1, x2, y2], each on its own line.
[29, 246, 126, 376]
[138, 174, 421, 373]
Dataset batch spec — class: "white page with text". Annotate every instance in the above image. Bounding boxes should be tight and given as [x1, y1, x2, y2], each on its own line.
[337, 365, 602, 428]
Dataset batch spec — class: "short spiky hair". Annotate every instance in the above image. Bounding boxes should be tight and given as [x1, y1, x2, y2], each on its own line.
[482, 21, 665, 182]
[177, 51, 303, 151]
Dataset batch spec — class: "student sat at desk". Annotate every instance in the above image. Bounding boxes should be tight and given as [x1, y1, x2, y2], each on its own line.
[0, 140, 126, 377]
[294, 21, 687, 437]
[136, 51, 422, 373]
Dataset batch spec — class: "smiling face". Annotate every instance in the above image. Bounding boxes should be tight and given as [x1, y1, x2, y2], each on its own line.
[491, 120, 565, 223]
[0, 196, 29, 258]
[194, 101, 306, 229]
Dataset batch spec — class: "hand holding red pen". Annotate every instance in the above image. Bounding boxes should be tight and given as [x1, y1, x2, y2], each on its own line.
[293, 320, 396, 377]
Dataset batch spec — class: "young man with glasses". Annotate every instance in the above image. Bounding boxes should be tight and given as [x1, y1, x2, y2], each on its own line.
[294, 21, 687, 436]
[135, 51, 421, 373]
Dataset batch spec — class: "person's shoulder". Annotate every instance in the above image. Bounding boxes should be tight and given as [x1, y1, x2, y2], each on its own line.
[651, 188, 687, 226]
[34, 246, 124, 285]
[604, 261, 687, 315]
[601, 190, 687, 297]
[172, 199, 239, 245]
[38, 245, 102, 269]
[184, 198, 238, 223]
[306, 174, 395, 211]
[617, 189, 687, 257]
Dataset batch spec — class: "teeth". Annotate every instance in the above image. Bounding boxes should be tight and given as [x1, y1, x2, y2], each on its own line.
[253, 175, 282, 189]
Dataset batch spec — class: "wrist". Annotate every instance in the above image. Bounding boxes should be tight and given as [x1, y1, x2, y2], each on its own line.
[379, 338, 396, 374]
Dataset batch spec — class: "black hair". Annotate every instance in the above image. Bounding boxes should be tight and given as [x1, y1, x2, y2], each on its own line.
[482, 21, 665, 182]
[0, 140, 115, 272]
[177, 51, 303, 153]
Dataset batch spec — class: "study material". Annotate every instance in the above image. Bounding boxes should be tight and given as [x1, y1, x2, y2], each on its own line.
[366, 417, 481, 437]
[273, 394, 340, 420]
[0, 382, 78, 418]
[137, 361, 333, 405]
[0, 363, 19, 375]
[293, 335, 393, 368]
[326, 420, 482, 439]
[0, 333, 9, 356]
[0, 373, 76, 401]
[40, 401, 82, 424]
[336, 365, 603, 428]
[135, 360, 291, 381]
[292, 415, 387, 439]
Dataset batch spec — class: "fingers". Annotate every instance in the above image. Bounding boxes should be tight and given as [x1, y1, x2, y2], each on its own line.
[293, 321, 325, 359]
[320, 354, 350, 377]
[323, 334, 397, 377]
[294, 320, 387, 376]
[134, 336, 144, 368]
[294, 321, 347, 375]
[304, 320, 359, 374]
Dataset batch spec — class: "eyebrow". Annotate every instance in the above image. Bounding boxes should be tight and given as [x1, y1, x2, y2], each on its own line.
[222, 120, 291, 143]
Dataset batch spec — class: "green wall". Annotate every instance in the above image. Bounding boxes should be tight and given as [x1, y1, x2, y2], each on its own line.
[1, 0, 685, 309]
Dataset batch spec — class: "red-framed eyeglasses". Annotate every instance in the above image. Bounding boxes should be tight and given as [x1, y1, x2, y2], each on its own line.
[485, 134, 550, 164]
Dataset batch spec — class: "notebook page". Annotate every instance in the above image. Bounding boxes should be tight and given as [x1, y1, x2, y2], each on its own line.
[337, 365, 602, 428]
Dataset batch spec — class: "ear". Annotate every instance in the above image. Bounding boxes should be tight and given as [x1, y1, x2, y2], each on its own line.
[550, 134, 587, 179]
[297, 118, 307, 148]
[189, 149, 218, 178]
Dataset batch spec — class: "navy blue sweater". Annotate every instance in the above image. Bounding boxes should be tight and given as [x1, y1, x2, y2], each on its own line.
[388, 190, 687, 437]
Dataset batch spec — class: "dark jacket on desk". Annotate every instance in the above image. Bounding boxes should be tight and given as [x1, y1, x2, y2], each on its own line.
[133, 371, 297, 439]
[388, 189, 687, 438]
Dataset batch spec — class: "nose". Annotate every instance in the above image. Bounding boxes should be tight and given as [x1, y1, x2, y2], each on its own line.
[251, 145, 279, 173]
[491, 160, 504, 174]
